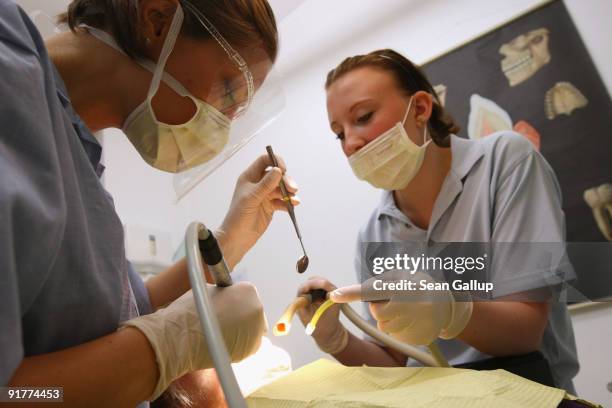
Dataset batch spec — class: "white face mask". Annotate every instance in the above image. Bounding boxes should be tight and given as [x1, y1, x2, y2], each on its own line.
[349, 96, 431, 190]
[85, 6, 232, 173]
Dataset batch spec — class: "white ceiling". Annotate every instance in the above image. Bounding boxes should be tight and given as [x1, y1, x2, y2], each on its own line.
[267, 0, 309, 22]
[12, 0, 494, 79]
[14, 0, 311, 49]
[269, 0, 431, 77]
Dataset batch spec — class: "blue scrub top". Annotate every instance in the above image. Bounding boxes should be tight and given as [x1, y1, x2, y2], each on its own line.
[0, 0, 152, 394]
[356, 132, 579, 393]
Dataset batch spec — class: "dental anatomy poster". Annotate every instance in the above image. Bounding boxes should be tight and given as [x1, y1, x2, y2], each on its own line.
[423, 0, 612, 244]
[423, 0, 612, 301]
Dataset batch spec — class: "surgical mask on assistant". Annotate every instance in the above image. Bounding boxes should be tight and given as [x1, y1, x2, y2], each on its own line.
[348, 96, 431, 190]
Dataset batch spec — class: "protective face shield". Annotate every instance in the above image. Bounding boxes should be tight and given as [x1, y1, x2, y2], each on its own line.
[349, 96, 431, 191]
[84, 1, 284, 200]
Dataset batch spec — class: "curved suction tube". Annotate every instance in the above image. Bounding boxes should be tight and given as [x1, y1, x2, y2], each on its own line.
[340, 303, 449, 367]
[185, 222, 247, 408]
[274, 293, 449, 368]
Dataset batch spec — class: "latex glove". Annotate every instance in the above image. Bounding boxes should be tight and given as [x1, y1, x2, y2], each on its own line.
[122, 282, 267, 400]
[296, 277, 349, 355]
[218, 154, 300, 267]
[331, 272, 472, 346]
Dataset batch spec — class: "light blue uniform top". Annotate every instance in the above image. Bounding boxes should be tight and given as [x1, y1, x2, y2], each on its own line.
[0, 2, 151, 405]
[355, 132, 579, 393]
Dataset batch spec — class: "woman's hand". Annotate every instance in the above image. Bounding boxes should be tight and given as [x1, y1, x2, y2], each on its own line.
[124, 282, 266, 401]
[217, 153, 299, 268]
[331, 271, 473, 346]
[297, 277, 349, 355]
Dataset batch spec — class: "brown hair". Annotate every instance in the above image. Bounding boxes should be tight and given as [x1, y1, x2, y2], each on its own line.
[58, 0, 278, 62]
[325, 49, 459, 147]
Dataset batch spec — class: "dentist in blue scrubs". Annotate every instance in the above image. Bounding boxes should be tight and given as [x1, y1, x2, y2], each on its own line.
[0, 0, 296, 406]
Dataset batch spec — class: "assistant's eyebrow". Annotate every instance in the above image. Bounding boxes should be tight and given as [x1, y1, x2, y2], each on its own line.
[328, 97, 374, 133]
[348, 98, 374, 113]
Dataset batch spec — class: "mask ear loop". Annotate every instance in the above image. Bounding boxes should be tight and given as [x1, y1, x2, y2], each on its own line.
[423, 123, 429, 145]
[401, 96, 414, 126]
[412, 96, 431, 146]
[146, 5, 185, 122]
[402, 95, 431, 147]
[81, 23, 191, 99]
[144, 6, 185, 168]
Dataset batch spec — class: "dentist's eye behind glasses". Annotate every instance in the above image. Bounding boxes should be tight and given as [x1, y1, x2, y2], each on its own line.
[0, 0, 293, 406]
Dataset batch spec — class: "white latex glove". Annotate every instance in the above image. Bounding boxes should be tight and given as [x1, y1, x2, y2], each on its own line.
[217, 154, 300, 267]
[122, 282, 267, 400]
[296, 277, 349, 355]
[331, 272, 472, 346]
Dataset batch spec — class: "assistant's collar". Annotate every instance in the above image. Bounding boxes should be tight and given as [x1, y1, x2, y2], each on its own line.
[449, 134, 485, 181]
[377, 134, 484, 222]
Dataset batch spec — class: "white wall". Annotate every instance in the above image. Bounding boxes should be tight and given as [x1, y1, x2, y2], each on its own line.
[13, 0, 69, 38]
[9, 0, 610, 403]
[96, 0, 611, 403]
[570, 304, 612, 406]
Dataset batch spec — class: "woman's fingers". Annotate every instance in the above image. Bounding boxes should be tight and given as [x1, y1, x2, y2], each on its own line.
[329, 284, 362, 303]
[241, 154, 286, 184]
[268, 189, 300, 205]
[283, 174, 298, 194]
[297, 277, 337, 296]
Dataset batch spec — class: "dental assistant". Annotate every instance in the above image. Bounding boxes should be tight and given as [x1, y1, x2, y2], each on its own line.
[0, 0, 296, 406]
[298, 49, 578, 392]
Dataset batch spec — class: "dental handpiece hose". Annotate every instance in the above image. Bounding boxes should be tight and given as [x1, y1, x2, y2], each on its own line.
[185, 222, 246, 408]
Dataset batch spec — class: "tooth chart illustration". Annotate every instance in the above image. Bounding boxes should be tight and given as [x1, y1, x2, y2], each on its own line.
[422, 0, 612, 246]
[545, 81, 588, 120]
[467, 94, 541, 150]
[499, 28, 551, 87]
[433, 84, 447, 106]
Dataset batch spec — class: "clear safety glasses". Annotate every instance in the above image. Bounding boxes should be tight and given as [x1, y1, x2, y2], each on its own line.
[171, 1, 285, 201]
[182, 0, 255, 120]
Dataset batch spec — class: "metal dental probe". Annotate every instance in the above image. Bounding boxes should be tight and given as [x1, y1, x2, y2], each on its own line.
[266, 145, 309, 273]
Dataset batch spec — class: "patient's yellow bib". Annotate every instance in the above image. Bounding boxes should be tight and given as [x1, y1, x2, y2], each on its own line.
[247, 359, 597, 408]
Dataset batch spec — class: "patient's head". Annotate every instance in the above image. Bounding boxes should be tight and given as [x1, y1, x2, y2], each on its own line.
[325, 49, 459, 157]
